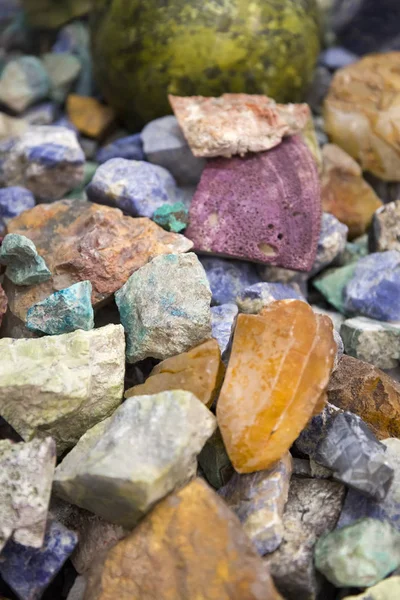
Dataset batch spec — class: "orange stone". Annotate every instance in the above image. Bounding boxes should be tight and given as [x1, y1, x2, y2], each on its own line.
[67, 95, 116, 139]
[125, 339, 225, 408]
[321, 144, 382, 239]
[217, 300, 336, 473]
[84, 478, 282, 600]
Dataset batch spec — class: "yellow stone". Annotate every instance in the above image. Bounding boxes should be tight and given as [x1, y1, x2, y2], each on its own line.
[84, 478, 282, 600]
[217, 300, 336, 473]
[67, 95, 116, 139]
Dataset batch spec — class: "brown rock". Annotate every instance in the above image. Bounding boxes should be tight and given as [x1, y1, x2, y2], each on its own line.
[67, 95, 116, 139]
[125, 339, 224, 408]
[328, 355, 400, 439]
[324, 52, 400, 181]
[6, 199, 192, 320]
[169, 93, 310, 158]
[84, 478, 282, 600]
[321, 144, 382, 239]
[0, 283, 7, 328]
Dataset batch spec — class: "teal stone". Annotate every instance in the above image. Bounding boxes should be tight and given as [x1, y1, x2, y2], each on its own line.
[26, 281, 94, 335]
[0, 233, 51, 286]
[314, 518, 400, 588]
[313, 262, 358, 314]
[152, 201, 189, 233]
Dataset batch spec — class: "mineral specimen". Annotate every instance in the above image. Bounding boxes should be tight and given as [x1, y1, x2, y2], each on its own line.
[96, 133, 144, 164]
[0, 56, 49, 112]
[341, 316, 400, 369]
[0, 186, 35, 223]
[54, 391, 216, 527]
[67, 95, 116, 139]
[217, 300, 336, 472]
[186, 136, 321, 271]
[236, 282, 304, 314]
[210, 303, 238, 362]
[311, 212, 348, 275]
[200, 257, 259, 305]
[152, 201, 189, 233]
[370, 200, 400, 253]
[42, 53, 81, 104]
[0, 324, 125, 454]
[313, 263, 358, 313]
[52, 21, 92, 96]
[0, 233, 51, 286]
[294, 402, 342, 459]
[115, 253, 212, 363]
[197, 428, 234, 490]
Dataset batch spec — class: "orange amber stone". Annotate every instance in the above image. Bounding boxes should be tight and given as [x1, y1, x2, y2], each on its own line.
[217, 300, 336, 473]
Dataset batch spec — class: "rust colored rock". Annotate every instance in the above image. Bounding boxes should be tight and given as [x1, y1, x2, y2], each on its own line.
[217, 300, 336, 473]
[328, 355, 400, 440]
[0, 284, 7, 328]
[6, 199, 192, 320]
[67, 95, 116, 139]
[169, 93, 310, 158]
[84, 478, 282, 600]
[324, 53, 400, 181]
[321, 144, 382, 239]
[125, 339, 224, 408]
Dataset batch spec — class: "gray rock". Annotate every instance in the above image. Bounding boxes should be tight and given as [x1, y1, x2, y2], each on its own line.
[294, 402, 342, 459]
[210, 303, 238, 364]
[0, 233, 51, 286]
[115, 252, 212, 363]
[197, 428, 234, 490]
[67, 576, 86, 600]
[42, 52, 81, 104]
[54, 391, 216, 527]
[311, 213, 348, 277]
[236, 282, 304, 314]
[370, 200, 400, 253]
[341, 316, 400, 369]
[0, 56, 50, 113]
[312, 305, 345, 332]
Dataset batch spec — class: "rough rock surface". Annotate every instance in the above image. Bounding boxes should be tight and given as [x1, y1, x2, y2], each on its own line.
[313, 263, 357, 314]
[370, 200, 400, 253]
[0, 324, 125, 454]
[96, 133, 144, 164]
[210, 303, 238, 363]
[67, 95, 116, 139]
[294, 402, 342, 459]
[311, 212, 348, 275]
[115, 253, 212, 363]
[42, 53, 81, 104]
[197, 428, 234, 491]
[153, 201, 189, 233]
[341, 316, 400, 369]
[0, 233, 51, 286]
[0, 186, 35, 224]
[200, 257, 259, 305]
[236, 282, 304, 314]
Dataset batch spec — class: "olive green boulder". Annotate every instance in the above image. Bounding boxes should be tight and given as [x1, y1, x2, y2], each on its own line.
[91, 0, 321, 127]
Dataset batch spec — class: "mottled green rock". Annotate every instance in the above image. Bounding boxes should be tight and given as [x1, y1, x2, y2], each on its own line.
[0, 233, 51, 286]
[91, 0, 321, 126]
[152, 201, 189, 232]
[313, 262, 357, 313]
[342, 577, 400, 599]
[341, 316, 400, 369]
[22, 0, 90, 28]
[42, 53, 81, 104]
[315, 518, 400, 588]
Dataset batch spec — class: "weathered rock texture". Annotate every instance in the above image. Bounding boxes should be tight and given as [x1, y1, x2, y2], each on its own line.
[0, 233, 51, 286]
[370, 200, 400, 252]
[341, 316, 400, 369]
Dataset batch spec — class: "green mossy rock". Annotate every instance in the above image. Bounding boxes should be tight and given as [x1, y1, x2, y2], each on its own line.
[91, 0, 321, 127]
[22, 0, 90, 28]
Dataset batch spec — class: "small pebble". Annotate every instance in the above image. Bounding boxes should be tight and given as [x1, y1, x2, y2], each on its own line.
[210, 303, 238, 363]
[0, 55, 49, 113]
[96, 133, 144, 164]
[0, 233, 51, 286]
[200, 256, 259, 305]
[152, 201, 189, 232]
[197, 428, 234, 490]
[341, 316, 400, 369]
[370, 199, 400, 253]
[67, 94, 116, 139]
[311, 212, 348, 276]
[236, 282, 304, 314]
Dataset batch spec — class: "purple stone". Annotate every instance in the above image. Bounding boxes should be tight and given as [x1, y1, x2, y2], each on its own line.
[199, 256, 259, 305]
[185, 136, 321, 271]
[96, 134, 144, 164]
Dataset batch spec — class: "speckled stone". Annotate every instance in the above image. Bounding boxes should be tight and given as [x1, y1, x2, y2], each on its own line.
[210, 303, 238, 363]
[343, 251, 400, 321]
[66, 576, 86, 600]
[115, 252, 212, 363]
[315, 412, 394, 501]
[87, 158, 179, 218]
[197, 428, 234, 490]
[0, 233, 51, 286]
[0, 56, 50, 113]
[96, 134, 144, 164]
[337, 235, 369, 267]
[185, 136, 321, 271]
[294, 402, 342, 459]
[341, 316, 400, 369]
[0, 519, 78, 600]
[152, 201, 189, 232]
[0, 187, 35, 225]
[236, 282, 304, 314]
[0, 126, 85, 201]
[341, 577, 400, 600]
[200, 256, 259, 305]
[370, 200, 400, 253]
[313, 263, 358, 314]
[42, 53, 81, 104]
[333, 329, 344, 370]
[311, 212, 348, 276]
[0, 437, 55, 552]
[54, 391, 216, 527]
[220, 453, 292, 555]
[315, 518, 400, 588]
[26, 280, 94, 335]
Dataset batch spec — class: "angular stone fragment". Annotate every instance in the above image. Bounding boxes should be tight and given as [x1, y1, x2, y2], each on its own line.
[324, 53, 400, 181]
[342, 577, 400, 600]
[6, 199, 192, 321]
[294, 402, 342, 459]
[236, 282, 304, 314]
[200, 256, 259, 305]
[315, 412, 394, 500]
[370, 200, 400, 253]
[84, 478, 282, 600]
[321, 144, 382, 239]
[312, 305, 345, 332]
[0, 437, 55, 552]
[217, 300, 336, 473]
[0, 187, 35, 225]
[266, 477, 345, 600]
[96, 133, 144, 164]
[26, 281, 94, 335]
[0, 283, 7, 329]
[115, 252, 211, 363]
[169, 93, 310, 158]
[315, 518, 400, 587]
[341, 316, 400, 369]
[328, 355, 400, 439]
[152, 201, 189, 233]
[0, 233, 51, 286]
[0, 324, 125, 454]
[311, 212, 348, 275]
[210, 303, 238, 363]
[125, 339, 224, 408]
[313, 263, 357, 313]
[220, 453, 292, 555]
[67, 95, 116, 139]
[23, 102, 56, 127]
[185, 137, 321, 271]
[42, 53, 81, 104]
[0, 56, 50, 113]
[54, 391, 216, 527]
[197, 428, 234, 490]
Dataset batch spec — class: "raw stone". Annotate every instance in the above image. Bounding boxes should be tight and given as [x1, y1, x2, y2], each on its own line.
[197, 428, 234, 490]
[0, 284, 7, 328]
[341, 577, 400, 600]
[0, 437, 55, 552]
[26, 280, 94, 335]
[23, 103, 56, 126]
[210, 303, 238, 363]
[341, 316, 400, 369]
[236, 282, 304, 314]
[315, 518, 400, 588]
[84, 478, 282, 600]
[313, 263, 358, 314]
[96, 134, 144, 164]
[220, 453, 292, 555]
[67, 95, 116, 139]
[294, 402, 342, 459]
[370, 200, 400, 253]
[0, 324, 125, 455]
[266, 477, 345, 600]
[185, 136, 321, 271]
[200, 256, 259, 305]
[54, 391, 216, 527]
[152, 201, 189, 233]
[311, 212, 348, 275]
[0, 56, 49, 113]
[52, 22, 92, 97]
[115, 252, 212, 363]
[0, 233, 51, 286]
[42, 53, 81, 104]
[0, 186, 35, 222]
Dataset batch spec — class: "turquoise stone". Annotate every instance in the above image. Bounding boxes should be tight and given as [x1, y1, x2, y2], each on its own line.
[0, 233, 51, 286]
[152, 201, 189, 233]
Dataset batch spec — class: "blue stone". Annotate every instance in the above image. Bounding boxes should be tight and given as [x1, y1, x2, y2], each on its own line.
[344, 251, 400, 321]
[311, 213, 348, 276]
[22, 102, 56, 126]
[0, 186, 35, 220]
[0, 233, 51, 286]
[319, 47, 358, 70]
[0, 519, 78, 600]
[53, 115, 79, 133]
[199, 257, 259, 306]
[86, 158, 179, 218]
[211, 303, 238, 363]
[26, 281, 94, 335]
[236, 282, 305, 314]
[96, 134, 144, 164]
[294, 403, 342, 459]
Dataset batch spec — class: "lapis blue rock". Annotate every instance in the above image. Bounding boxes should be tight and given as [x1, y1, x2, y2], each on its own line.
[23, 102, 56, 126]
[319, 47, 358, 71]
[0, 233, 51, 286]
[211, 303, 238, 363]
[0, 186, 35, 222]
[0, 519, 78, 600]
[52, 21, 93, 97]
[344, 251, 400, 322]
[87, 158, 179, 218]
[294, 402, 342, 459]
[26, 281, 94, 335]
[311, 213, 348, 277]
[199, 257, 259, 306]
[96, 134, 144, 164]
[236, 282, 305, 314]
